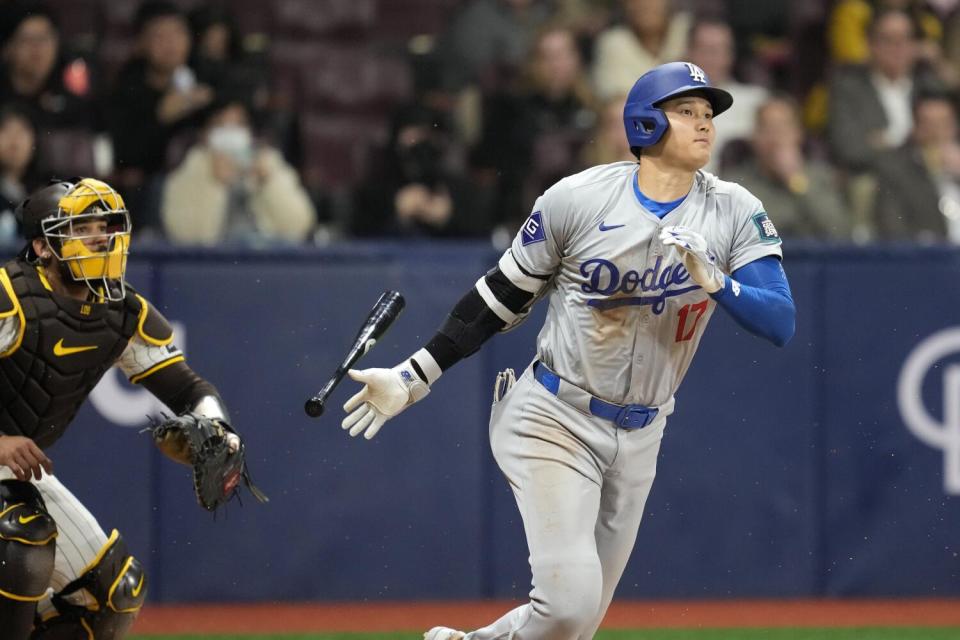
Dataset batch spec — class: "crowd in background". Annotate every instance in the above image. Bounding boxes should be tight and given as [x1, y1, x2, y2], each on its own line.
[0, 0, 959, 248]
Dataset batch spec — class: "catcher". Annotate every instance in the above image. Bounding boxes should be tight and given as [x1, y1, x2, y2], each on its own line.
[0, 178, 263, 640]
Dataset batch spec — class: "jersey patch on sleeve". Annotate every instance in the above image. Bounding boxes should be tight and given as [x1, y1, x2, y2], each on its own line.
[752, 212, 782, 244]
[520, 211, 546, 246]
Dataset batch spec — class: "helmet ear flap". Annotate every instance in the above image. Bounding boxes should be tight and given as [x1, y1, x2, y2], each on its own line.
[623, 107, 669, 148]
[635, 118, 656, 135]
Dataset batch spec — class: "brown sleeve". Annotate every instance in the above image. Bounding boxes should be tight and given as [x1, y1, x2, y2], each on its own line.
[133, 294, 175, 346]
[139, 359, 222, 415]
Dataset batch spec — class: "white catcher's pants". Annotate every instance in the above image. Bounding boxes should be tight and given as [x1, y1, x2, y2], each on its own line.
[471, 365, 668, 640]
[0, 466, 110, 617]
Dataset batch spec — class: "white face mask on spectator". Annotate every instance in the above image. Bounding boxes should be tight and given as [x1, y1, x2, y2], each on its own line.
[208, 124, 252, 165]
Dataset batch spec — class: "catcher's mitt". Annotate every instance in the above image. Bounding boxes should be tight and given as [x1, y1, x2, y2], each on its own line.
[147, 412, 268, 512]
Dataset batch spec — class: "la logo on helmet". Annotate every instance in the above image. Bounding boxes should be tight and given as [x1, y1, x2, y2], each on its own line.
[684, 63, 706, 84]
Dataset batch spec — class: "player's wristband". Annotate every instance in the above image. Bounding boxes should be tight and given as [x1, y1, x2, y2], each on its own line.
[709, 275, 739, 300]
[410, 347, 443, 385]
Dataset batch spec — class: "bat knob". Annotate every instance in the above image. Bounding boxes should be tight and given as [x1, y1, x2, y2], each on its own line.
[304, 398, 325, 418]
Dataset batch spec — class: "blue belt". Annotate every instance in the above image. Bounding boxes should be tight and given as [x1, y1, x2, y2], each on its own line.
[533, 362, 659, 430]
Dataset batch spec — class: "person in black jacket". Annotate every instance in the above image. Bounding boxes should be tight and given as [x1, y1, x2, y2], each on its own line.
[0, 2, 97, 131]
[108, 1, 213, 236]
[874, 91, 960, 242]
[352, 103, 489, 238]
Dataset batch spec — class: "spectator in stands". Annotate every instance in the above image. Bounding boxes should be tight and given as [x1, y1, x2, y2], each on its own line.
[580, 94, 635, 167]
[874, 91, 960, 242]
[0, 2, 95, 130]
[433, 0, 551, 146]
[188, 5, 268, 113]
[352, 103, 489, 238]
[722, 0, 795, 85]
[162, 98, 315, 246]
[0, 104, 39, 244]
[829, 0, 945, 65]
[437, 0, 551, 92]
[592, 0, 691, 100]
[108, 1, 213, 235]
[829, 8, 943, 171]
[726, 95, 851, 240]
[827, 8, 943, 239]
[553, 0, 615, 42]
[685, 17, 768, 175]
[472, 23, 597, 232]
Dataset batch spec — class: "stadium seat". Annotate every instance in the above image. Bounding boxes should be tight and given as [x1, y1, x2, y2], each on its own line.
[273, 0, 377, 38]
[38, 128, 98, 178]
[270, 41, 412, 112]
[45, 0, 103, 51]
[299, 45, 412, 111]
[529, 130, 588, 184]
[300, 113, 386, 190]
[372, 0, 461, 39]
[229, 0, 274, 37]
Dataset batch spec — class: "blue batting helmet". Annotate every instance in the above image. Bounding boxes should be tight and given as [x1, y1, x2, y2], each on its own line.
[623, 61, 733, 150]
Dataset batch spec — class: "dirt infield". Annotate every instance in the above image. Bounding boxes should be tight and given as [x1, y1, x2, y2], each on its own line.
[132, 599, 960, 634]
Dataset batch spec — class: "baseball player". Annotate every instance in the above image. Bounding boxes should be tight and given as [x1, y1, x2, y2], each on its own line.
[0, 178, 245, 639]
[342, 62, 796, 639]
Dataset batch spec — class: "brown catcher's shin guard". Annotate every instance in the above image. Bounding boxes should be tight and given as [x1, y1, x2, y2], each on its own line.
[31, 529, 146, 640]
[0, 479, 58, 640]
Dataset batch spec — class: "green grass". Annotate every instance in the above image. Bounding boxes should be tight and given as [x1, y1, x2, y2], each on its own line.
[131, 628, 960, 640]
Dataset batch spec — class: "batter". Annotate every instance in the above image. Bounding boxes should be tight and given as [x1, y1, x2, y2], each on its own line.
[342, 62, 796, 639]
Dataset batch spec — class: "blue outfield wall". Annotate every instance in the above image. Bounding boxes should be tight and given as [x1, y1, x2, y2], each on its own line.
[40, 243, 960, 602]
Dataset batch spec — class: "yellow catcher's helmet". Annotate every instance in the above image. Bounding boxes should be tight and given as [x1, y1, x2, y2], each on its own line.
[17, 178, 132, 301]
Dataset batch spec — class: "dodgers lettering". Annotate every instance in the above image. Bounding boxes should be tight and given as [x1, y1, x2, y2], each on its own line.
[580, 256, 699, 313]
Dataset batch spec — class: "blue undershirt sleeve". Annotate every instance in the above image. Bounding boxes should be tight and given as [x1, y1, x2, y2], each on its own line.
[709, 255, 796, 347]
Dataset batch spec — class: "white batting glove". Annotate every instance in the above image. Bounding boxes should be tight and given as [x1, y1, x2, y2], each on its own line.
[659, 225, 725, 293]
[341, 360, 430, 440]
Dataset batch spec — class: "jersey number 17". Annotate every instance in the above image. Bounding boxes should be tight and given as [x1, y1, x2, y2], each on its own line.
[675, 300, 709, 342]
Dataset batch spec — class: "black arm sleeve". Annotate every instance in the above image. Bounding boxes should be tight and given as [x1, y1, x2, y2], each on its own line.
[423, 268, 536, 372]
[139, 360, 222, 415]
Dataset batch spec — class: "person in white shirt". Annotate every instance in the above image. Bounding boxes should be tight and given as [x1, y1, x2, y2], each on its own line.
[592, 0, 691, 100]
[827, 8, 944, 239]
[685, 17, 768, 175]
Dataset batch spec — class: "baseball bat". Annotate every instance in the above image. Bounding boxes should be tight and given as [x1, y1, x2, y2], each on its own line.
[304, 290, 405, 418]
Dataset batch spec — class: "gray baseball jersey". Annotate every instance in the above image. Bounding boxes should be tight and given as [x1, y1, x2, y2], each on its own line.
[453, 162, 786, 640]
[503, 161, 782, 407]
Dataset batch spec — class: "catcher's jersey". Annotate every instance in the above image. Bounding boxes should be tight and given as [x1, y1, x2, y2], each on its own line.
[508, 161, 782, 407]
[0, 259, 182, 447]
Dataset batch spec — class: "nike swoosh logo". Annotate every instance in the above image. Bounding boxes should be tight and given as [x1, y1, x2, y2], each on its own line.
[18, 514, 41, 524]
[598, 221, 626, 231]
[53, 338, 98, 356]
[132, 574, 145, 597]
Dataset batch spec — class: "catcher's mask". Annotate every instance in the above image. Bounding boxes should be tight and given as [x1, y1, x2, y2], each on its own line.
[16, 178, 132, 301]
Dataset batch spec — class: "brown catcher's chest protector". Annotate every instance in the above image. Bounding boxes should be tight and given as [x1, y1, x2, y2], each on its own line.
[0, 258, 140, 448]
